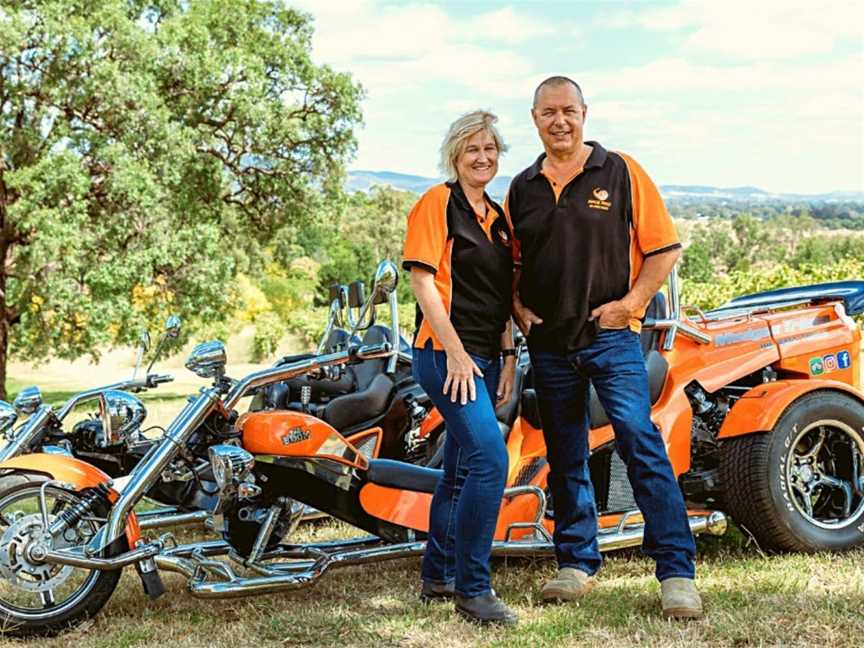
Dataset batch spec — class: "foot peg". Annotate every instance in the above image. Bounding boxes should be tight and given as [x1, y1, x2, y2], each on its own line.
[136, 557, 166, 599]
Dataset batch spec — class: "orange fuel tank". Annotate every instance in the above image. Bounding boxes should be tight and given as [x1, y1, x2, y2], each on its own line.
[241, 411, 369, 469]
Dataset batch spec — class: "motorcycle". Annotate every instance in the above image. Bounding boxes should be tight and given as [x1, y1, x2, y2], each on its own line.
[0, 264, 861, 636]
[0, 316, 181, 469]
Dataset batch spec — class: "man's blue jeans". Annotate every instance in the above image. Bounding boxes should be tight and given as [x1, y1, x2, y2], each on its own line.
[529, 328, 696, 581]
[413, 343, 507, 598]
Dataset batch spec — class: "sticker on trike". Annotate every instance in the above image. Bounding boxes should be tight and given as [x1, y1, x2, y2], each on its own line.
[809, 350, 851, 375]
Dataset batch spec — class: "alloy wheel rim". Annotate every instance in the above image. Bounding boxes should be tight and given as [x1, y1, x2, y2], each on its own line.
[784, 419, 864, 530]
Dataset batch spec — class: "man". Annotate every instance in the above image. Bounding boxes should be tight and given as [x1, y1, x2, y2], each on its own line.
[506, 76, 702, 619]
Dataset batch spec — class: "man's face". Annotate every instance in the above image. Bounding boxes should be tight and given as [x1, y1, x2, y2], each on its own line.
[531, 84, 587, 157]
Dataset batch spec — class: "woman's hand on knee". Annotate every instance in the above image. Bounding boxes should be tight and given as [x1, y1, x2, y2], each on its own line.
[443, 348, 484, 404]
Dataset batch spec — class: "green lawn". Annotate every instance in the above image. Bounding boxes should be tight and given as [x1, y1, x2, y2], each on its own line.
[5, 521, 860, 648]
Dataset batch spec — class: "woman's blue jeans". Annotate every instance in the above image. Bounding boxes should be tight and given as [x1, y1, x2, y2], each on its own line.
[413, 342, 508, 598]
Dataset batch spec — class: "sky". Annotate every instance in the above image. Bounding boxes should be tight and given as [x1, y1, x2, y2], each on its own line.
[292, 0, 864, 194]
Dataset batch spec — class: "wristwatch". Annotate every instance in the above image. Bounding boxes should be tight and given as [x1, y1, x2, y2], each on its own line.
[502, 348, 517, 358]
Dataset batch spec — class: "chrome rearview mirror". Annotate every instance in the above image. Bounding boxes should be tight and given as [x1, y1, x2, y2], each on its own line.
[13, 386, 42, 416]
[145, 314, 183, 376]
[132, 329, 150, 380]
[0, 401, 18, 436]
[185, 340, 227, 379]
[371, 260, 399, 305]
[98, 390, 147, 447]
[165, 314, 182, 338]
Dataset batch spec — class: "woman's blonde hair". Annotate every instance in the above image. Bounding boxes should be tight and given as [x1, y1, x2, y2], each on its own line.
[438, 110, 508, 181]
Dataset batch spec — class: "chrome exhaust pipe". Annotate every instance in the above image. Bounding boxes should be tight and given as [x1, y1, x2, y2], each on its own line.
[167, 511, 727, 599]
[35, 541, 162, 570]
[186, 541, 427, 599]
[138, 510, 212, 530]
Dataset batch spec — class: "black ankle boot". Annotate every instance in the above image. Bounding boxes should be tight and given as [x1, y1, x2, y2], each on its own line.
[420, 580, 455, 603]
[455, 591, 518, 626]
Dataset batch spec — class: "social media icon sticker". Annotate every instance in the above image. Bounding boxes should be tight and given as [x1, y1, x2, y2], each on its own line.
[809, 357, 824, 375]
[837, 350, 851, 370]
[823, 354, 837, 372]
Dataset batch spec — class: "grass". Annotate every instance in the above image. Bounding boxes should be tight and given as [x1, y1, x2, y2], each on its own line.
[1, 521, 861, 648]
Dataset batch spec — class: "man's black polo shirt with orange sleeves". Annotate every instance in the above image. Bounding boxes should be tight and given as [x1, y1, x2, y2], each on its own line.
[505, 141, 680, 353]
[402, 181, 514, 361]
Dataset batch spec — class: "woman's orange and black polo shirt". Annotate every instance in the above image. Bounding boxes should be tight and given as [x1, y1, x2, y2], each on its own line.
[402, 181, 513, 360]
[505, 141, 681, 352]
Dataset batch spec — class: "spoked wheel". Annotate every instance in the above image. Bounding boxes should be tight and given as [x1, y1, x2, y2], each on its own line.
[0, 480, 121, 637]
[721, 391, 864, 552]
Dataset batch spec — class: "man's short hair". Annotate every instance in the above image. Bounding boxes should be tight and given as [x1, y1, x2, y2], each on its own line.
[533, 76, 585, 107]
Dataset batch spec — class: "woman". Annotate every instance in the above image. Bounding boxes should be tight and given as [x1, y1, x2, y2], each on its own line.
[401, 111, 517, 626]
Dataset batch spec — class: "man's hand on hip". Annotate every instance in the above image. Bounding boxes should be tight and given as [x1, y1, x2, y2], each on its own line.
[589, 298, 638, 330]
[513, 298, 543, 336]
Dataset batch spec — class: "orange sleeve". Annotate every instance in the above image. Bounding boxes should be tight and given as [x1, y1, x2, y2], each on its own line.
[401, 184, 450, 274]
[503, 191, 522, 266]
[618, 152, 681, 256]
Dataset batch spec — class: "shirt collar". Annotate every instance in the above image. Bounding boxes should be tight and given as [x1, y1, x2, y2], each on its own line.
[446, 180, 495, 216]
[526, 140, 608, 180]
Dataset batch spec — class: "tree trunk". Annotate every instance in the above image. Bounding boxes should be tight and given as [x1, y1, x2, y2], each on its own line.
[0, 316, 7, 401]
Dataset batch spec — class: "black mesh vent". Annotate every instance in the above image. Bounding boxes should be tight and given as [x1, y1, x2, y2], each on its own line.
[514, 457, 547, 486]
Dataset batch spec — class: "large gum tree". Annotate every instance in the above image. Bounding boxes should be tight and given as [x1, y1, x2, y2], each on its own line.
[0, 0, 362, 398]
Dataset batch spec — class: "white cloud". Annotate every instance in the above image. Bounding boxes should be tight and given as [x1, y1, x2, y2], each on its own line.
[292, 1, 563, 98]
[603, 1, 864, 59]
[460, 7, 560, 44]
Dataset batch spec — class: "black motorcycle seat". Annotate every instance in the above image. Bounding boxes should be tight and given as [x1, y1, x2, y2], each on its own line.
[367, 459, 442, 494]
[589, 350, 668, 428]
[322, 372, 395, 431]
[352, 325, 393, 391]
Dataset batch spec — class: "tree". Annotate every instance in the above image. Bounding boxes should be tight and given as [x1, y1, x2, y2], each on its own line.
[0, 0, 362, 397]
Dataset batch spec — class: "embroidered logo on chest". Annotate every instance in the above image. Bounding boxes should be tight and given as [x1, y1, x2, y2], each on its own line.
[588, 187, 612, 211]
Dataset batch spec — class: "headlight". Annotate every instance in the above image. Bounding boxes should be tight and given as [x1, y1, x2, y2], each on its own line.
[185, 340, 227, 378]
[98, 390, 147, 447]
[208, 445, 255, 490]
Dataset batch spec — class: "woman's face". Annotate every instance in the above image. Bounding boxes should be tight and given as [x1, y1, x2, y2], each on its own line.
[455, 129, 499, 188]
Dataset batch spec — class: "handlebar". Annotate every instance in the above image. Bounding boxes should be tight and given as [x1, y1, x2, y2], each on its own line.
[146, 373, 175, 388]
[224, 342, 393, 410]
[642, 317, 712, 346]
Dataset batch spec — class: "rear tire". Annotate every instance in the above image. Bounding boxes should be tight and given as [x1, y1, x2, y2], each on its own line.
[720, 391, 864, 552]
[0, 479, 124, 637]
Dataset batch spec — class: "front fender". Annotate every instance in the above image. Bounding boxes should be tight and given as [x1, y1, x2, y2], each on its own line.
[0, 453, 141, 546]
[717, 379, 864, 440]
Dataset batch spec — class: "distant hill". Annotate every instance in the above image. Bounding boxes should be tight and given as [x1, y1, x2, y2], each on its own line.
[347, 170, 863, 204]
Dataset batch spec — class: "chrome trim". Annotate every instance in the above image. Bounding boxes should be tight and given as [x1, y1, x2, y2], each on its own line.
[33, 541, 162, 570]
[92, 388, 221, 551]
[0, 404, 53, 461]
[138, 510, 211, 531]
[158, 511, 726, 599]
[223, 343, 392, 411]
[55, 379, 149, 421]
[12, 386, 42, 415]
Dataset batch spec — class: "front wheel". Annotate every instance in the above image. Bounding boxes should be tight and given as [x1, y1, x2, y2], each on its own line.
[0, 480, 122, 636]
[720, 391, 864, 552]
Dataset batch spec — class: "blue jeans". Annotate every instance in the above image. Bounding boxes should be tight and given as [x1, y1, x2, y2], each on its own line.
[413, 343, 507, 598]
[529, 328, 696, 581]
